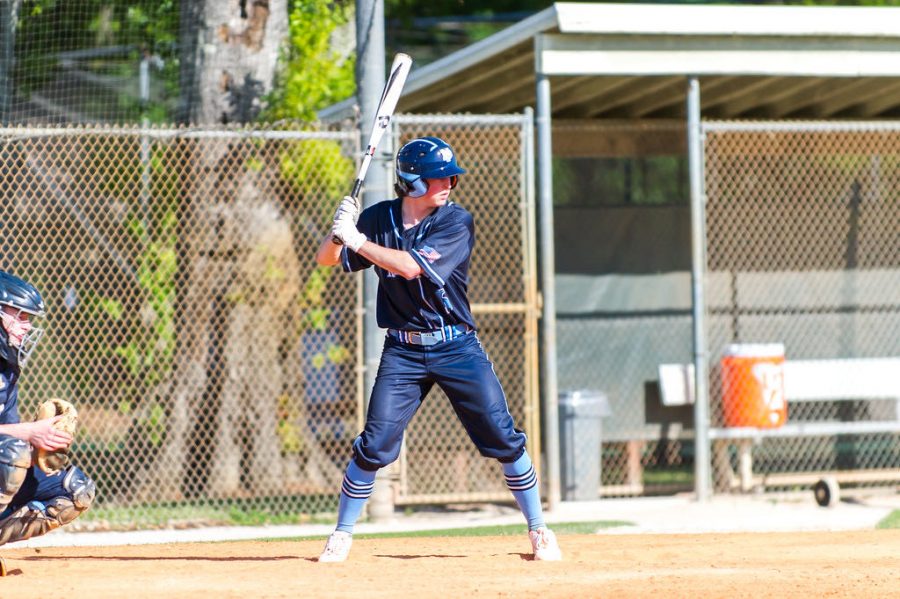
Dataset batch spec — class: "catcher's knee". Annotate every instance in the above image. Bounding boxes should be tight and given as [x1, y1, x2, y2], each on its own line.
[0, 435, 32, 508]
[62, 465, 96, 515]
[25, 465, 95, 531]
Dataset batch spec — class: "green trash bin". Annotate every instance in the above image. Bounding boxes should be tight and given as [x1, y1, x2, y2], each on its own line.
[559, 390, 611, 501]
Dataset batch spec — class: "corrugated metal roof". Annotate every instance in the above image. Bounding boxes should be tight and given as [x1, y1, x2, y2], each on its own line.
[324, 3, 900, 121]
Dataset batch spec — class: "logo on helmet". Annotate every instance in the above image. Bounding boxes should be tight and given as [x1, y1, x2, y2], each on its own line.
[437, 148, 453, 163]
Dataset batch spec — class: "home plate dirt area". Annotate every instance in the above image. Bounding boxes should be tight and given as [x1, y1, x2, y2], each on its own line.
[1, 530, 898, 598]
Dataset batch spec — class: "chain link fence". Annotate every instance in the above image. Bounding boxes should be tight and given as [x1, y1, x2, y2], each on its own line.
[552, 119, 900, 501]
[552, 120, 695, 498]
[703, 122, 900, 497]
[0, 115, 535, 528]
[5, 115, 893, 524]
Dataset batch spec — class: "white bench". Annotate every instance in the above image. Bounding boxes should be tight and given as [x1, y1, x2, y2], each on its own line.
[659, 357, 900, 499]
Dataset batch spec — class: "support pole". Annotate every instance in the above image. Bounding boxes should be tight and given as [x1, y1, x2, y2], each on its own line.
[687, 77, 711, 502]
[356, 0, 393, 522]
[536, 71, 561, 512]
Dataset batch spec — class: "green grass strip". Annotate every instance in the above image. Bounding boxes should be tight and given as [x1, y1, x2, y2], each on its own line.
[876, 509, 900, 529]
[275, 520, 632, 542]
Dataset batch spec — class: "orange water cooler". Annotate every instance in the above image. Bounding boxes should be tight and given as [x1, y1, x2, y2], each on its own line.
[720, 343, 786, 428]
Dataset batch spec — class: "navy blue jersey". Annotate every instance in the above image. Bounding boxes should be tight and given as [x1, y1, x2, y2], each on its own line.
[342, 198, 476, 332]
[0, 365, 20, 424]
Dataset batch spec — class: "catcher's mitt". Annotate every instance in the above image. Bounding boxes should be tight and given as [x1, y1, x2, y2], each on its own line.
[33, 398, 78, 475]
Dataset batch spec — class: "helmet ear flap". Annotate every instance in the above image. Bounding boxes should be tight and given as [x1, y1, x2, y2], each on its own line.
[396, 174, 428, 198]
[408, 177, 428, 198]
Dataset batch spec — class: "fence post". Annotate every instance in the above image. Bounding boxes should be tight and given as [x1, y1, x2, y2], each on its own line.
[687, 77, 712, 502]
[535, 69, 561, 512]
[356, 0, 394, 523]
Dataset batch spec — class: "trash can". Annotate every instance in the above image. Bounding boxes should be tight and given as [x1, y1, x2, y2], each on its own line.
[559, 390, 611, 501]
[720, 343, 786, 428]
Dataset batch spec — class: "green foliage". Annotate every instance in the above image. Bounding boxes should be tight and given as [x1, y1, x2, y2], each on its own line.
[75, 139, 178, 444]
[119, 208, 178, 387]
[299, 266, 346, 337]
[385, 0, 552, 18]
[279, 138, 354, 199]
[264, 0, 356, 122]
[96, 142, 178, 389]
[19, 0, 178, 47]
[276, 394, 305, 455]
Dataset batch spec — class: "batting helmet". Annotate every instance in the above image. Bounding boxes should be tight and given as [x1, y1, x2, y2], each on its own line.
[0, 271, 45, 368]
[395, 136, 466, 198]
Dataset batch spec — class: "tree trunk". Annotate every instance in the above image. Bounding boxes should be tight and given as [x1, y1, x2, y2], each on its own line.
[179, 0, 287, 125]
[0, 0, 22, 123]
[205, 176, 302, 496]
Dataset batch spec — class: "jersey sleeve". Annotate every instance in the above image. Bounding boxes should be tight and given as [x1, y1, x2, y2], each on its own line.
[409, 208, 473, 287]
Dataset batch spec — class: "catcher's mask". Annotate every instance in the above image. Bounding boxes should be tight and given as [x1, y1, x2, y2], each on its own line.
[0, 271, 45, 368]
[395, 136, 466, 198]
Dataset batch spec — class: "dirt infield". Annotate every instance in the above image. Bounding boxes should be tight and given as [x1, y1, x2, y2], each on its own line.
[2, 530, 899, 598]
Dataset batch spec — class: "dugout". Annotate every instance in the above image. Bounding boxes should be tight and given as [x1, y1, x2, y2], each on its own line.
[323, 2, 900, 505]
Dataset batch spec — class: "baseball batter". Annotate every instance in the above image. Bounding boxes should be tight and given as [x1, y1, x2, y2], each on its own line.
[315, 136, 561, 563]
[0, 271, 95, 575]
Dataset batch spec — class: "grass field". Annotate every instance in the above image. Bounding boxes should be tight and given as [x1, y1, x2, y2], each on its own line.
[877, 509, 900, 529]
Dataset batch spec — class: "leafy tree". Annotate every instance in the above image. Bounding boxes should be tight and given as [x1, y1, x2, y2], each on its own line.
[265, 0, 356, 122]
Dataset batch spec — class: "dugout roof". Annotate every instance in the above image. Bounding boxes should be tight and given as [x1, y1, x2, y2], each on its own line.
[325, 2, 900, 120]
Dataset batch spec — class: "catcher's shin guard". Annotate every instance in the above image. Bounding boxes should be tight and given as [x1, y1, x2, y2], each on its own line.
[0, 466, 95, 546]
[0, 435, 31, 509]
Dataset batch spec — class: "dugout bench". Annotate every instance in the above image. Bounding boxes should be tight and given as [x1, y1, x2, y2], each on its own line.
[659, 357, 900, 505]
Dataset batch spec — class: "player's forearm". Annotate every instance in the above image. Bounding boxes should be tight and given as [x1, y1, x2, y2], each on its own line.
[0, 419, 72, 451]
[0, 422, 35, 444]
[356, 242, 422, 279]
[315, 235, 343, 266]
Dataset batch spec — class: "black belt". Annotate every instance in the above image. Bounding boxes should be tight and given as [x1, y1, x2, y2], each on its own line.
[387, 324, 471, 346]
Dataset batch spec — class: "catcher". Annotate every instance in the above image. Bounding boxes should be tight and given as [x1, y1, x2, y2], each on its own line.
[0, 271, 95, 572]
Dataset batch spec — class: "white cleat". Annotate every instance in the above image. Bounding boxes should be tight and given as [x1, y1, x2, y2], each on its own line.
[529, 527, 562, 561]
[318, 530, 353, 563]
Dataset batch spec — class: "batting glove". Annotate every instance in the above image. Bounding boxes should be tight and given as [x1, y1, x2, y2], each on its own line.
[332, 218, 367, 252]
[332, 195, 360, 225]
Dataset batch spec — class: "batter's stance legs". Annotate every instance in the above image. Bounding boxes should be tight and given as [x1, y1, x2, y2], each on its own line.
[319, 450, 562, 562]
